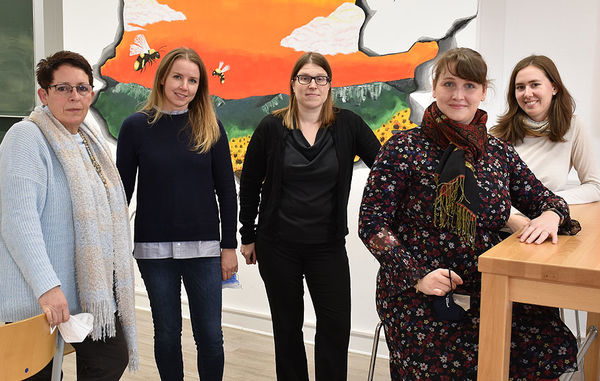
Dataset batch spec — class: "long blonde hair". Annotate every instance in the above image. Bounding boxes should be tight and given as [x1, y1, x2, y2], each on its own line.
[273, 52, 336, 129]
[142, 47, 219, 153]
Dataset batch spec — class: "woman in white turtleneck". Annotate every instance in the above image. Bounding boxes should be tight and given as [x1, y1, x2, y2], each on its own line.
[491, 54, 600, 233]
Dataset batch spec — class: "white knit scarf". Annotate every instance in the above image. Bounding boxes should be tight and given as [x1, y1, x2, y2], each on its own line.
[28, 106, 138, 370]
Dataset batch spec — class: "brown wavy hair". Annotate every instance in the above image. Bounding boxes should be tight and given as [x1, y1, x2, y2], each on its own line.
[142, 47, 219, 153]
[273, 52, 336, 129]
[490, 55, 575, 143]
[432, 47, 489, 89]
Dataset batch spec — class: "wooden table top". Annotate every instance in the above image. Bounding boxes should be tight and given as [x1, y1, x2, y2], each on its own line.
[478, 202, 600, 288]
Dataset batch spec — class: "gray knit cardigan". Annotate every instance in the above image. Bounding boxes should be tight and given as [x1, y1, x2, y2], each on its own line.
[0, 120, 83, 321]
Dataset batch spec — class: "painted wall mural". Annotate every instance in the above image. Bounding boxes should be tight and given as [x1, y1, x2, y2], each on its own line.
[94, 0, 478, 174]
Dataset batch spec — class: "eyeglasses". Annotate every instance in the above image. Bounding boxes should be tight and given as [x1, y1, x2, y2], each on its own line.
[295, 75, 330, 86]
[47, 83, 93, 96]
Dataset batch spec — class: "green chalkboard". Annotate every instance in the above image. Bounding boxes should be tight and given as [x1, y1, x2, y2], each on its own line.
[0, 117, 20, 141]
[0, 0, 35, 117]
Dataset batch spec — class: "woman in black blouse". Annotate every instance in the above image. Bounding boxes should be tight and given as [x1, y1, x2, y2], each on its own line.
[238, 52, 380, 381]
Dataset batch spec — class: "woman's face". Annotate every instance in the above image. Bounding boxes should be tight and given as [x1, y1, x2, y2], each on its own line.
[433, 67, 487, 125]
[161, 58, 200, 112]
[514, 65, 556, 122]
[292, 62, 331, 113]
[37, 64, 94, 134]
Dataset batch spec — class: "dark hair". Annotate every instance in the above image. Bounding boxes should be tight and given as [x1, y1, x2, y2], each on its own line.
[491, 55, 575, 143]
[273, 52, 336, 129]
[432, 47, 489, 89]
[35, 50, 93, 89]
[141, 47, 219, 153]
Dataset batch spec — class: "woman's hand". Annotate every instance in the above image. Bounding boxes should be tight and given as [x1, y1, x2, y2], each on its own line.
[518, 210, 560, 244]
[38, 286, 70, 327]
[417, 268, 463, 296]
[240, 243, 256, 265]
[506, 213, 530, 234]
[221, 248, 238, 280]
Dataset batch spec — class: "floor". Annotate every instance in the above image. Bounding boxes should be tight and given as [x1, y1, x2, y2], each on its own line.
[61, 308, 391, 380]
[60, 308, 587, 380]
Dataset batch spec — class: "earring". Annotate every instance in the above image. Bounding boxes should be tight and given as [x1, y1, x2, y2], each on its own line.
[552, 90, 557, 95]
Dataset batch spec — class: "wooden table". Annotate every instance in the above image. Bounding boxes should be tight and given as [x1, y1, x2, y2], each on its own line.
[477, 202, 600, 380]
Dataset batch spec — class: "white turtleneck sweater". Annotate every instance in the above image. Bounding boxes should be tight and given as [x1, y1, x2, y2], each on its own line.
[513, 115, 600, 205]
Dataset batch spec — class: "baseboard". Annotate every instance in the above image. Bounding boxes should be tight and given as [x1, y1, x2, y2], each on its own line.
[135, 288, 389, 358]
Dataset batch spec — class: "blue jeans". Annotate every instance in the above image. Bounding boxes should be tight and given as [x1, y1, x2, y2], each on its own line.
[137, 257, 223, 381]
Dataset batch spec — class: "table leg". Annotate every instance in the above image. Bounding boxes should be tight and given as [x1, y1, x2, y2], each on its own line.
[585, 312, 600, 381]
[477, 273, 512, 381]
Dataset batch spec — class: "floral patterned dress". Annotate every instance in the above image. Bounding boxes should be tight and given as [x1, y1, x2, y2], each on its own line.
[359, 128, 578, 380]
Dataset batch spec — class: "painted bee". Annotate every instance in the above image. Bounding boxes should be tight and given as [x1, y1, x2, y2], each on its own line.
[129, 34, 161, 72]
[212, 62, 230, 84]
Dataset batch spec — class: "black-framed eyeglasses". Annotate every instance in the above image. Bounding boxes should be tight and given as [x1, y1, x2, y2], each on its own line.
[295, 75, 330, 86]
[47, 83, 93, 96]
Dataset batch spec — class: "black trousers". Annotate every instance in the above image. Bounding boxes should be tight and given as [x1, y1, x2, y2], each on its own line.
[256, 238, 351, 381]
[26, 314, 129, 381]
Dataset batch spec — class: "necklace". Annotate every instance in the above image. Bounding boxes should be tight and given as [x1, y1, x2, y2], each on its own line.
[78, 130, 110, 199]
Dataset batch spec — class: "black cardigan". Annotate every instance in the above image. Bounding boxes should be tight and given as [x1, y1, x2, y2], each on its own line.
[239, 108, 381, 244]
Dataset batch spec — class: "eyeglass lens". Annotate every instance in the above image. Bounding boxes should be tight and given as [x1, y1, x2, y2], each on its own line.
[51, 84, 92, 95]
[296, 75, 329, 86]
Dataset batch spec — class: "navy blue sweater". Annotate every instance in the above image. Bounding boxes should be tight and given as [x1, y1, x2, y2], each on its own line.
[116, 111, 237, 248]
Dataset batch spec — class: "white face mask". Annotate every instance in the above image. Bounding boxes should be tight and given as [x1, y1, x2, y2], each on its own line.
[49, 313, 94, 343]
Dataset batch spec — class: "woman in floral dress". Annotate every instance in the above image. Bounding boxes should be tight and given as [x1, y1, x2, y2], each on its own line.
[358, 47, 580, 380]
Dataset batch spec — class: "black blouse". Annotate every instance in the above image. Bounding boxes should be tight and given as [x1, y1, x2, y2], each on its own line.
[239, 108, 382, 245]
[278, 128, 339, 243]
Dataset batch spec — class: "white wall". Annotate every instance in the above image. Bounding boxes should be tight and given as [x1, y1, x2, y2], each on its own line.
[62, 1, 121, 71]
[479, 0, 600, 140]
[57, 0, 600, 356]
[478, 0, 600, 337]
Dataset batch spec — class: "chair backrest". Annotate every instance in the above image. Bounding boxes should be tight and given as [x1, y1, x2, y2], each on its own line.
[0, 314, 57, 381]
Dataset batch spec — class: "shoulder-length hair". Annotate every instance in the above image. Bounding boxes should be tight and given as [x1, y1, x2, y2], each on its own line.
[491, 55, 575, 144]
[432, 47, 489, 89]
[273, 52, 336, 129]
[141, 47, 219, 153]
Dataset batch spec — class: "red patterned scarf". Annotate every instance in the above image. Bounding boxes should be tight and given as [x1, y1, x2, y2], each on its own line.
[421, 102, 488, 246]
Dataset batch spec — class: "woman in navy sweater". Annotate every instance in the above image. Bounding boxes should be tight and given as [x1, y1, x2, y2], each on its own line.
[117, 47, 237, 381]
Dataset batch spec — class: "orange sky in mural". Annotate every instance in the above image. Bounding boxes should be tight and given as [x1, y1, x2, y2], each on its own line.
[102, 0, 438, 99]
